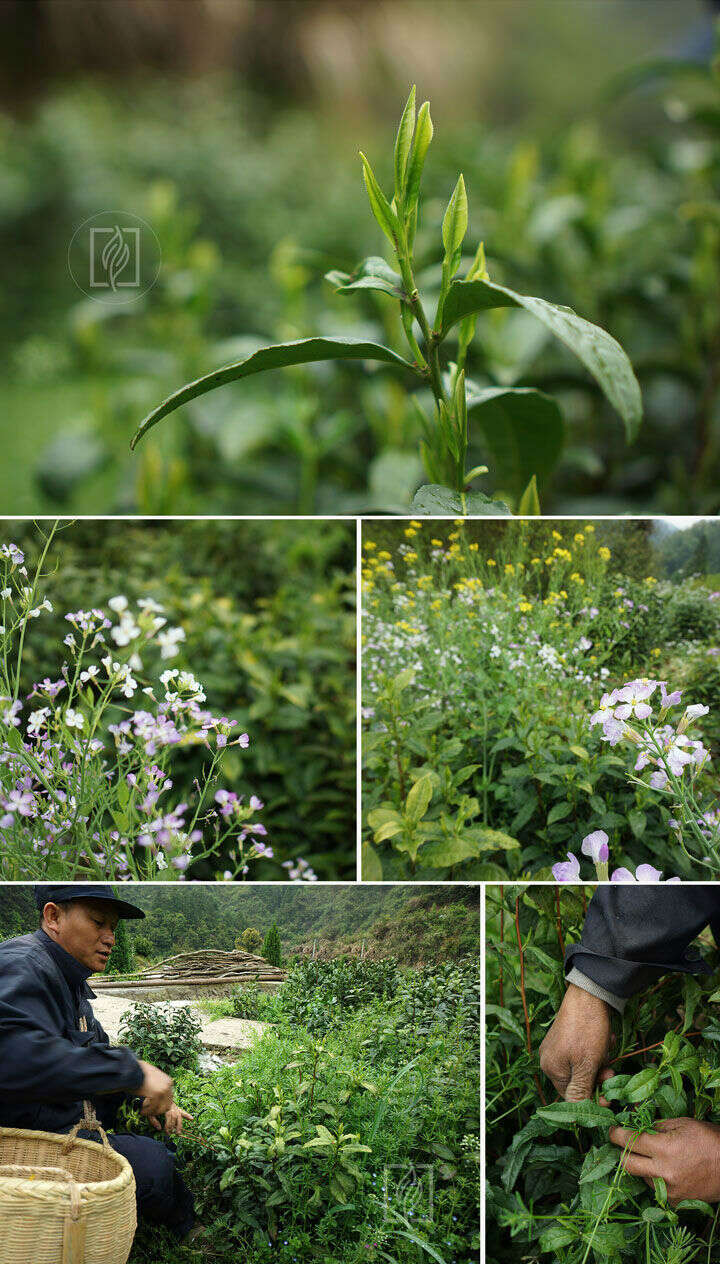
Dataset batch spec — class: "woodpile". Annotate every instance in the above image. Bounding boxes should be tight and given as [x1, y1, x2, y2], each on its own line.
[133, 949, 286, 985]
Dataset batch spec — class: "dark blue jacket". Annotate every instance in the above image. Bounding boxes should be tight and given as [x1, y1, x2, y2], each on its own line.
[0, 930, 143, 1133]
[565, 887, 720, 999]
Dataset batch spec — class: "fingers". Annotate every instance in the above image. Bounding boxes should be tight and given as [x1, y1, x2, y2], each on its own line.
[179, 1109, 194, 1121]
[597, 1067, 614, 1107]
[616, 1151, 660, 1181]
[609, 1126, 661, 1157]
[147, 1115, 161, 1130]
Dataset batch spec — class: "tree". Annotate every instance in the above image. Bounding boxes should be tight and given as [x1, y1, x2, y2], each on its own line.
[262, 921, 282, 966]
[107, 919, 134, 975]
[237, 928, 263, 954]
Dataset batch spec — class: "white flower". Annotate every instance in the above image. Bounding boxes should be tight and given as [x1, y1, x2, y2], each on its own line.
[108, 596, 128, 613]
[158, 626, 186, 660]
[64, 709, 85, 730]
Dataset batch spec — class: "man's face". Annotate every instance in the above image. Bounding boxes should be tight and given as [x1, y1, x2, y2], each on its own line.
[43, 899, 119, 972]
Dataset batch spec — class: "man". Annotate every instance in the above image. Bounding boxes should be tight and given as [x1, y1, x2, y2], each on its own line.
[540, 886, 720, 1206]
[0, 885, 198, 1242]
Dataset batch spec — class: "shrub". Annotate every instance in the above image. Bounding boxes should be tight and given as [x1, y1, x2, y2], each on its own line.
[118, 1003, 202, 1073]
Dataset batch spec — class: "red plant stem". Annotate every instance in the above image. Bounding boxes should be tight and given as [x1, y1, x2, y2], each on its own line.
[582, 888, 587, 916]
[515, 895, 547, 1106]
[555, 885, 564, 957]
[499, 886, 505, 1009]
[611, 1028, 702, 1064]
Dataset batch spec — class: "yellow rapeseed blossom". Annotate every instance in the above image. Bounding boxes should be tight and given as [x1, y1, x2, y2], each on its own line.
[545, 556, 554, 566]
[410, 520, 422, 529]
[504, 563, 515, 575]
[404, 527, 418, 538]
[569, 572, 585, 585]
[378, 551, 392, 560]
[431, 538, 443, 547]
[518, 601, 532, 613]
[585, 524, 595, 532]
[487, 558, 496, 567]
[469, 543, 479, 552]
[405, 552, 418, 562]
[453, 519, 464, 526]
[531, 557, 541, 565]
[598, 547, 611, 561]
[553, 547, 572, 561]
[364, 540, 376, 551]
[574, 532, 585, 544]
[552, 530, 562, 541]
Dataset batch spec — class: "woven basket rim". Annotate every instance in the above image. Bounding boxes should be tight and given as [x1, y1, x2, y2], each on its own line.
[0, 1127, 135, 1197]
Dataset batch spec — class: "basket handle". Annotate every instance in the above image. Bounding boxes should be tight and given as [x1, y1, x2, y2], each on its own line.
[0, 1164, 82, 1219]
[61, 1103, 113, 1156]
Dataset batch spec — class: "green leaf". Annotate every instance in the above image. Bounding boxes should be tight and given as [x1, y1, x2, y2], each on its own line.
[405, 773, 433, 824]
[539, 1225, 577, 1253]
[579, 1144, 622, 1184]
[439, 277, 642, 441]
[410, 484, 511, 516]
[517, 475, 540, 516]
[359, 152, 400, 244]
[373, 820, 405, 843]
[442, 174, 468, 261]
[623, 1067, 659, 1103]
[464, 826, 520, 853]
[131, 337, 415, 447]
[547, 801, 573, 824]
[325, 257, 406, 301]
[536, 1101, 616, 1129]
[418, 837, 479, 868]
[361, 843, 383, 880]
[404, 101, 433, 215]
[394, 85, 416, 203]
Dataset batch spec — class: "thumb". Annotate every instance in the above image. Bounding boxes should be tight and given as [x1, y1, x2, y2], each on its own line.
[565, 1063, 597, 1101]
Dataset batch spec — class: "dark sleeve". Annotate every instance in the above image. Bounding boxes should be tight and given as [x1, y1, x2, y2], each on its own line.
[0, 963, 144, 1102]
[564, 887, 718, 999]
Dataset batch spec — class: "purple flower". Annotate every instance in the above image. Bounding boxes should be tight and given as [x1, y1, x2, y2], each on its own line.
[581, 830, 609, 864]
[552, 852, 581, 882]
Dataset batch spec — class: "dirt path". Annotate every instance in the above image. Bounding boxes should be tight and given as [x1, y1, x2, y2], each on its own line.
[91, 993, 269, 1056]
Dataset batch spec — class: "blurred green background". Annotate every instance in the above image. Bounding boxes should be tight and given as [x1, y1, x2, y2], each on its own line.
[1, 0, 718, 514]
[5, 517, 356, 879]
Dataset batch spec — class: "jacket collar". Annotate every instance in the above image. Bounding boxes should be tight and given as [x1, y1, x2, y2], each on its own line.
[34, 929, 96, 997]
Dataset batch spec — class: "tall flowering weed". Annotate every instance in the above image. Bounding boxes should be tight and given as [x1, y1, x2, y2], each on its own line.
[0, 526, 317, 882]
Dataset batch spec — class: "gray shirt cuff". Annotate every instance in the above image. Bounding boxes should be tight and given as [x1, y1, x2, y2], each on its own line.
[567, 967, 627, 1014]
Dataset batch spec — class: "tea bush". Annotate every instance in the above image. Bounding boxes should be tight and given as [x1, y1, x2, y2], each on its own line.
[119, 1003, 202, 1074]
[362, 521, 720, 881]
[230, 982, 285, 1024]
[126, 953, 480, 1263]
[486, 884, 720, 1263]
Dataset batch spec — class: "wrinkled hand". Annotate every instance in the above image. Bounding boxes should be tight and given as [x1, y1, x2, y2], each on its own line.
[539, 984, 614, 1101]
[137, 1059, 174, 1121]
[610, 1117, 720, 1206]
[150, 1105, 194, 1136]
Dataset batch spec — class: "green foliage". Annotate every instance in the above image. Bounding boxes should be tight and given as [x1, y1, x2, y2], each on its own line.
[106, 920, 134, 975]
[230, 983, 285, 1024]
[362, 520, 719, 880]
[262, 921, 282, 967]
[280, 958, 401, 1034]
[119, 1003, 202, 1074]
[237, 928, 263, 954]
[487, 884, 720, 1263]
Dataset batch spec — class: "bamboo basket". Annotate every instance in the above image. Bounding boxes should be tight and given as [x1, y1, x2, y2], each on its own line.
[0, 1110, 136, 1264]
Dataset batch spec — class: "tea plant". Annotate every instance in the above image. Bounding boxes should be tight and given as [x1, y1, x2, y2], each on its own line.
[131, 89, 642, 515]
[487, 884, 720, 1263]
[119, 1002, 202, 1074]
[0, 523, 320, 882]
[362, 521, 719, 880]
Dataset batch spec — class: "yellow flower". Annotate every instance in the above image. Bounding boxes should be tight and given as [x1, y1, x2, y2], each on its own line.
[378, 550, 391, 561]
[431, 538, 443, 547]
[531, 557, 541, 565]
[453, 519, 464, 526]
[364, 541, 376, 551]
[504, 563, 515, 575]
[405, 551, 418, 562]
[545, 556, 554, 566]
[518, 601, 532, 613]
[552, 530, 562, 541]
[598, 547, 611, 561]
[404, 527, 417, 538]
[469, 543, 479, 552]
[645, 576, 657, 585]
[410, 520, 422, 528]
[487, 558, 496, 567]
[585, 524, 595, 532]
[651, 647, 661, 657]
[574, 532, 585, 544]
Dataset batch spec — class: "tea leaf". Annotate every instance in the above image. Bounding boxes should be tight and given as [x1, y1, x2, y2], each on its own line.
[410, 484, 512, 515]
[325, 257, 407, 301]
[517, 475, 540, 516]
[359, 152, 399, 244]
[361, 844, 383, 881]
[536, 1101, 616, 1128]
[404, 101, 433, 215]
[439, 277, 642, 441]
[405, 773, 433, 823]
[132, 337, 415, 447]
[394, 85, 416, 203]
[442, 174, 468, 261]
[419, 837, 481, 867]
[580, 1143, 621, 1184]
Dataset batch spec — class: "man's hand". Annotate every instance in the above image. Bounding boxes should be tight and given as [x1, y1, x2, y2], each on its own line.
[146, 1104, 194, 1136]
[610, 1118, 720, 1206]
[539, 984, 614, 1100]
[137, 1059, 174, 1120]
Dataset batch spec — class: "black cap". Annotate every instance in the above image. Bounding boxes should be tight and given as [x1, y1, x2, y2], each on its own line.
[34, 885, 146, 921]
